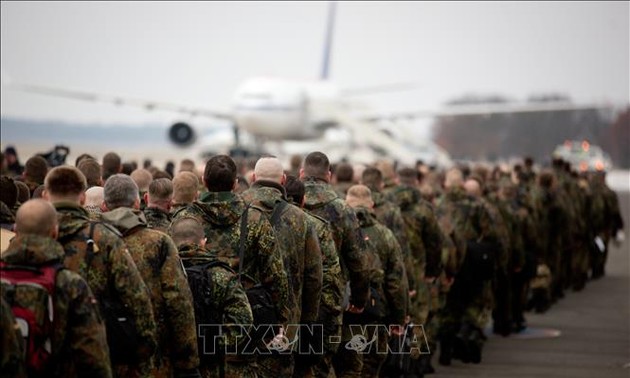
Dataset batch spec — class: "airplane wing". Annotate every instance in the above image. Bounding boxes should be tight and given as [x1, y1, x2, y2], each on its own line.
[358, 101, 611, 123]
[4, 81, 234, 121]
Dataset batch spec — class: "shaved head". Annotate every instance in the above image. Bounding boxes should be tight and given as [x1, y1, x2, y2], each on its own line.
[15, 199, 58, 237]
[169, 217, 205, 248]
[85, 186, 104, 207]
[254, 157, 284, 183]
[464, 179, 482, 198]
[345, 184, 374, 209]
[130, 169, 153, 192]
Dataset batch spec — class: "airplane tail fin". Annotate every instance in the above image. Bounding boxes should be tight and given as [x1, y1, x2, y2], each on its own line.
[320, 1, 336, 81]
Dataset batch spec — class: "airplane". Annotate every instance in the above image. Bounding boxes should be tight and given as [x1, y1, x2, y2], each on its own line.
[1, 2, 613, 169]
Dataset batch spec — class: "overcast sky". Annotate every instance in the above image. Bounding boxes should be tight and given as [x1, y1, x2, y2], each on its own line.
[1, 1, 628, 128]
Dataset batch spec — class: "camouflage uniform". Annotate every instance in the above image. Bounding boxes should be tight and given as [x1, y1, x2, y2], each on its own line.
[590, 174, 624, 278]
[101, 208, 200, 378]
[241, 181, 323, 377]
[171, 191, 290, 327]
[0, 296, 25, 378]
[297, 210, 344, 378]
[434, 187, 498, 365]
[178, 243, 256, 378]
[2, 234, 112, 377]
[353, 206, 408, 378]
[302, 178, 368, 378]
[142, 206, 172, 233]
[53, 202, 157, 376]
[387, 185, 442, 325]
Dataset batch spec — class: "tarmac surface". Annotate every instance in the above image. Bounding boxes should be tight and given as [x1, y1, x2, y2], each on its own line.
[435, 189, 630, 378]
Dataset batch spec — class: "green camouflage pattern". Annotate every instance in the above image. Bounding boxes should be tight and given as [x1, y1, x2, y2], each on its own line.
[302, 178, 369, 309]
[142, 206, 172, 233]
[177, 243, 255, 378]
[353, 207, 408, 326]
[101, 207, 200, 377]
[53, 201, 157, 376]
[2, 234, 112, 378]
[172, 191, 290, 324]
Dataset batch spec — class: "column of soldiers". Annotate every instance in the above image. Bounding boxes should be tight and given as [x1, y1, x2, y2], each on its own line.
[0, 146, 625, 378]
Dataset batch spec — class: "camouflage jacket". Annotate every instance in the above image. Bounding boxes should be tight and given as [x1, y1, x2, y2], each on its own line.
[101, 208, 199, 376]
[2, 234, 112, 378]
[143, 206, 172, 234]
[53, 202, 157, 371]
[241, 181, 322, 329]
[369, 189, 412, 266]
[494, 198, 526, 272]
[177, 243, 253, 363]
[435, 187, 499, 276]
[302, 178, 369, 308]
[354, 207, 408, 326]
[387, 185, 443, 279]
[172, 191, 290, 324]
[0, 296, 25, 378]
[481, 195, 511, 274]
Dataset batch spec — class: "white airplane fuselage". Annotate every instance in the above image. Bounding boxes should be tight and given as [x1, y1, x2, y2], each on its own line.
[232, 77, 341, 141]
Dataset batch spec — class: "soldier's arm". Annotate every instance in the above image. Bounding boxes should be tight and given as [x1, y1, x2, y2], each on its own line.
[63, 272, 113, 378]
[341, 206, 369, 308]
[158, 236, 200, 371]
[301, 222, 323, 324]
[383, 231, 408, 326]
[106, 236, 157, 360]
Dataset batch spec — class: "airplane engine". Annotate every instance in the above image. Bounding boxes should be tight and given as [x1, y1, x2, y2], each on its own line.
[168, 122, 196, 146]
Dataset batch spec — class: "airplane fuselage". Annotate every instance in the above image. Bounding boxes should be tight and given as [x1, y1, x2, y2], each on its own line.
[232, 77, 340, 140]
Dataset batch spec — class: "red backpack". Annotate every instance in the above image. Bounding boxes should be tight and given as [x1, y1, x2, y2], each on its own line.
[0, 261, 63, 376]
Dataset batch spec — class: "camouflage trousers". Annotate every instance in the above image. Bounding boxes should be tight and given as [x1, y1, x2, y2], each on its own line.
[257, 353, 294, 378]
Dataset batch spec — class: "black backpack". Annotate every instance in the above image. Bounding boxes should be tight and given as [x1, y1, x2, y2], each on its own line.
[183, 260, 232, 364]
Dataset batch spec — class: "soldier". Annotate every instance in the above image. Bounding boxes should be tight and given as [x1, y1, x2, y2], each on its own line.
[3, 146, 23, 177]
[387, 167, 443, 372]
[20, 155, 49, 196]
[130, 168, 153, 210]
[2, 199, 111, 377]
[171, 171, 200, 214]
[143, 178, 173, 232]
[332, 162, 354, 198]
[284, 175, 345, 378]
[42, 166, 157, 376]
[241, 157, 323, 378]
[100, 174, 201, 378]
[14, 181, 31, 213]
[169, 217, 255, 378]
[345, 185, 408, 378]
[464, 175, 511, 337]
[0, 176, 17, 229]
[171, 154, 290, 366]
[299, 151, 368, 378]
[435, 168, 499, 366]
[178, 158, 196, 173]
[360, 167, 411, 269]
[589, 170, 625, 278]
[102, 152, 122, 182]
[78, 158, 103, 188]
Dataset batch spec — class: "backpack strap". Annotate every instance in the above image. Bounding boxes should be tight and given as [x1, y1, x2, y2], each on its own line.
[237, 207, 249, 284]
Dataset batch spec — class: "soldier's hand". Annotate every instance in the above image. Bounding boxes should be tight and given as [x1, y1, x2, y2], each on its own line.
[346, 303, 364, 314]
[424, 276, 437, 284]
[390, 325, 404, 336]
[409, 290, 417, 298]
